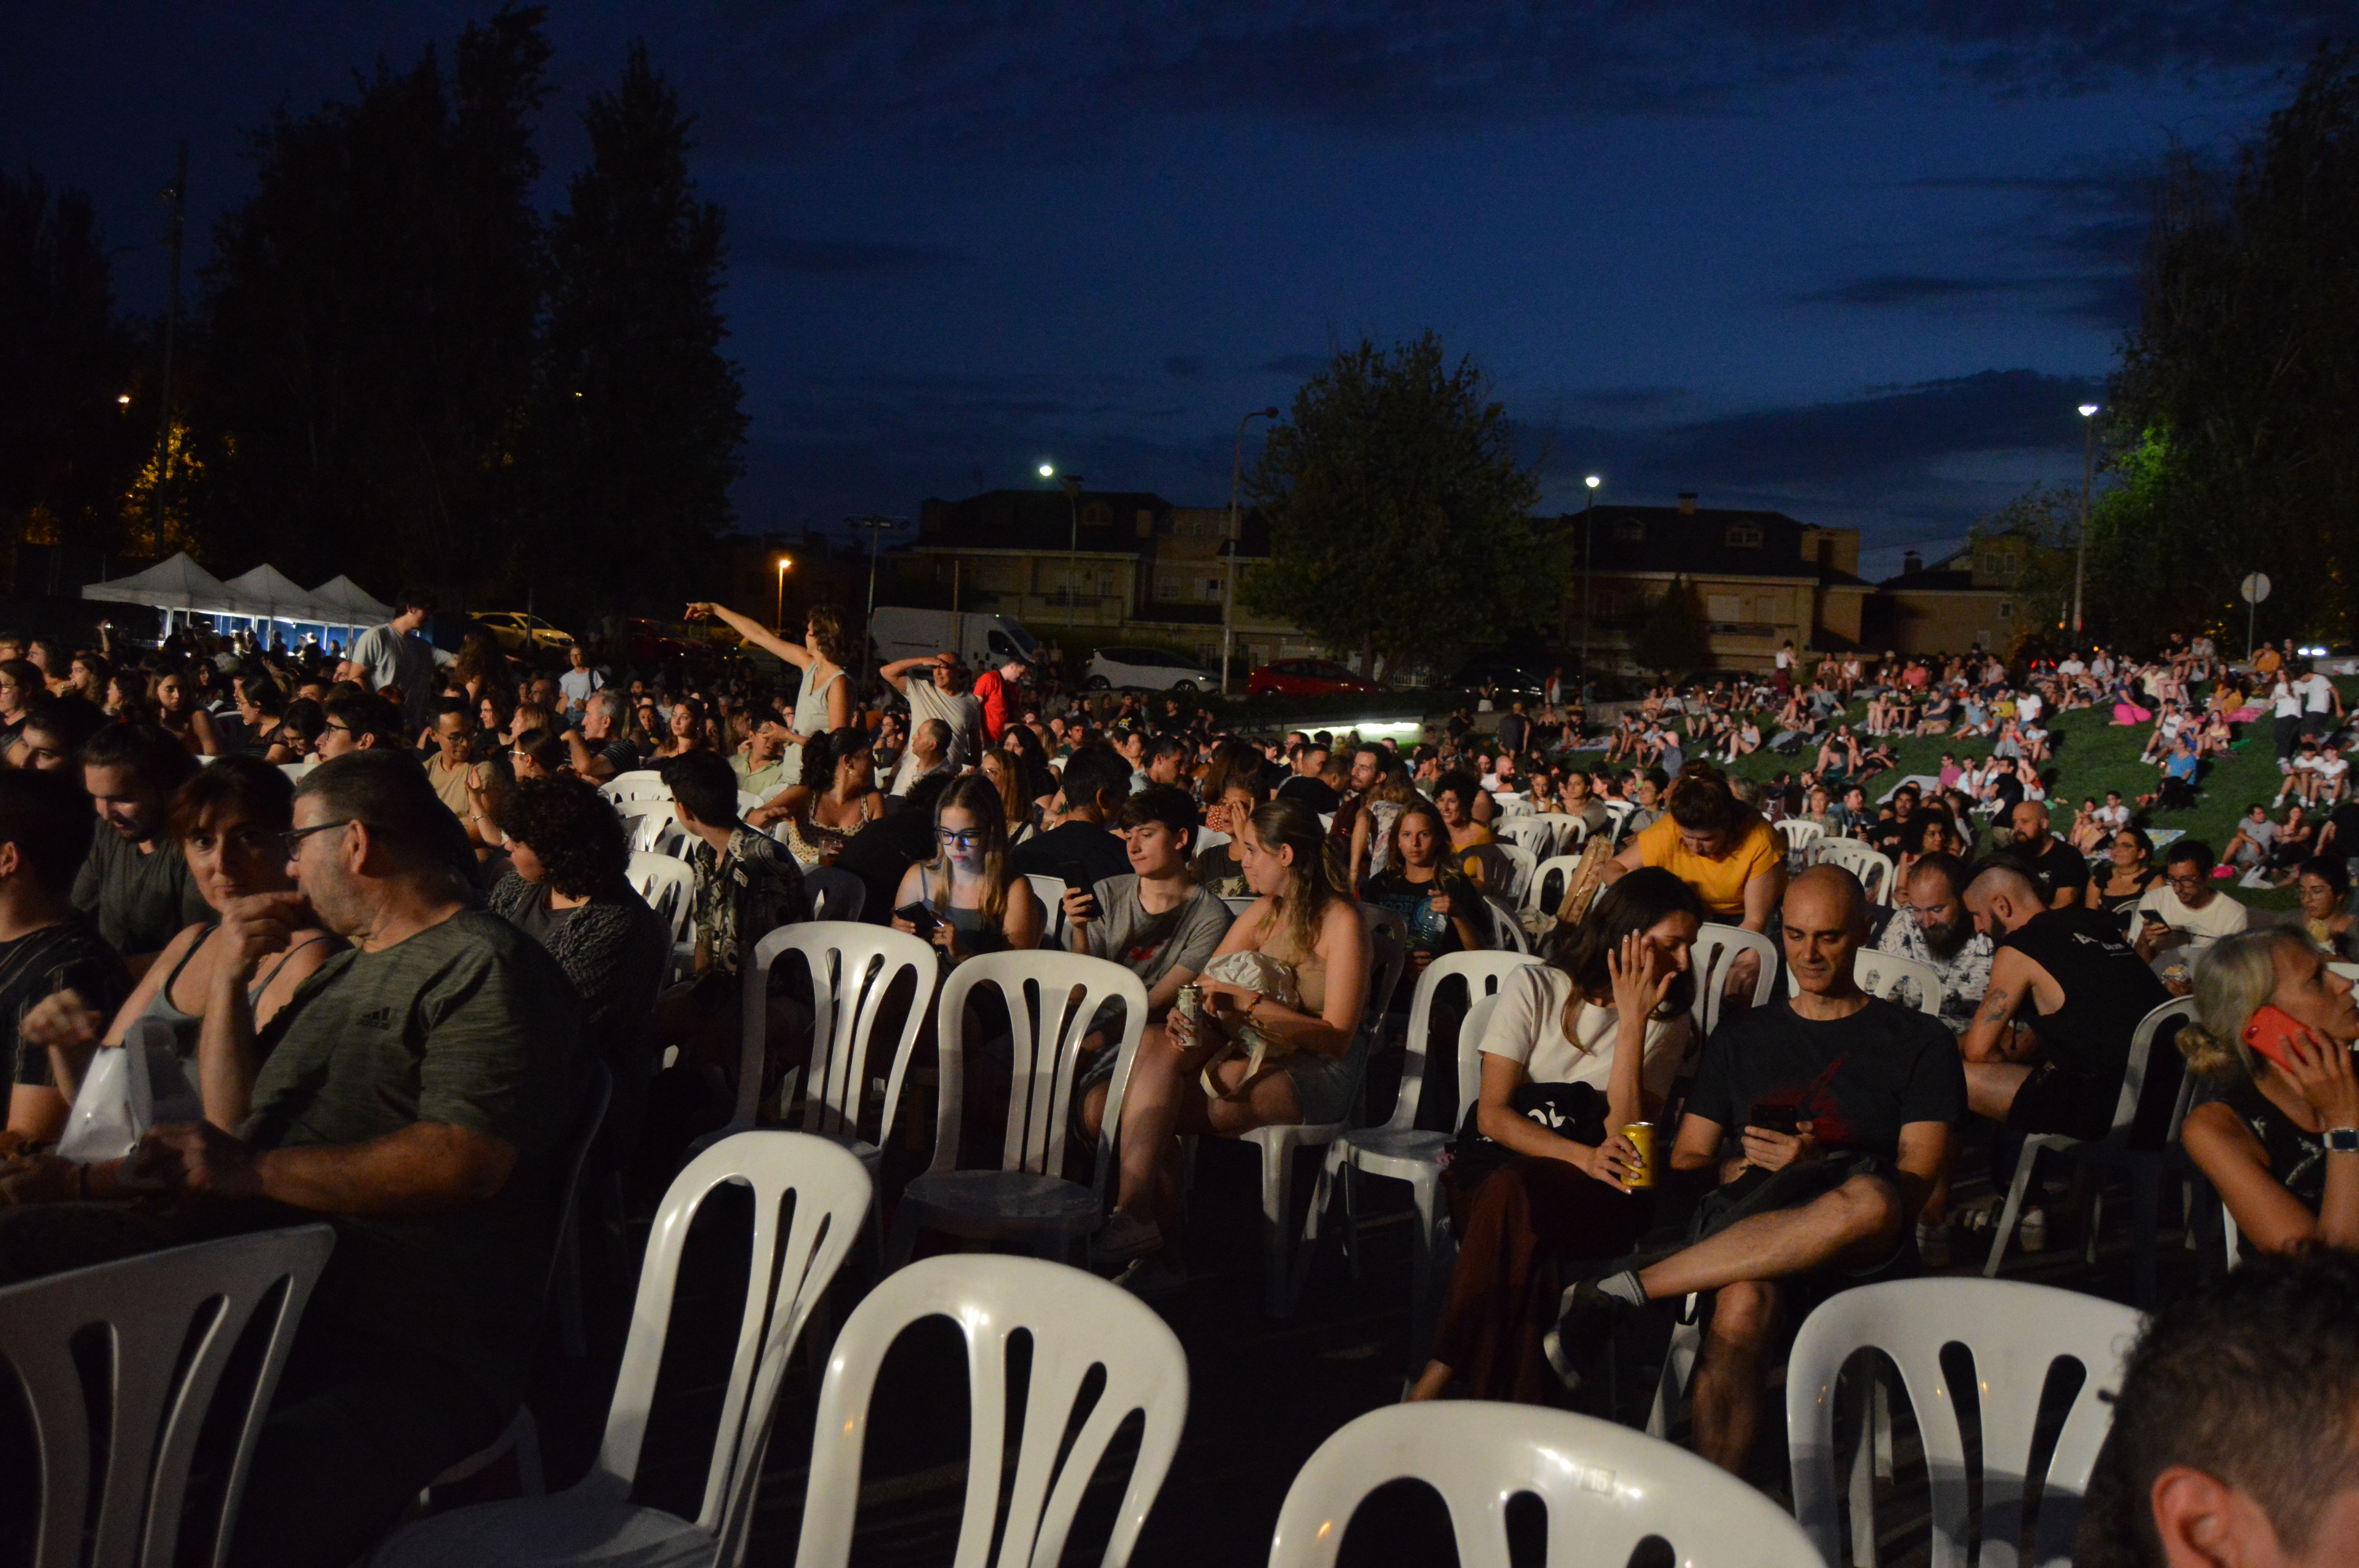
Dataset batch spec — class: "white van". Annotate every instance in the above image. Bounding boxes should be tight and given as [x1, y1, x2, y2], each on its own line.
[867, 608, 1041, 673]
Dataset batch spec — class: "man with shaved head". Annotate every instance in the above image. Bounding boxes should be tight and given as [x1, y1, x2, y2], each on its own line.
[1545, 866, 1963, 1473]
[1961, 858, 2169, 1142]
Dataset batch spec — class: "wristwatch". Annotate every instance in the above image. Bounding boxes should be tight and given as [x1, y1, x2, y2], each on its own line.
[2326, 1127, 2359, 1155]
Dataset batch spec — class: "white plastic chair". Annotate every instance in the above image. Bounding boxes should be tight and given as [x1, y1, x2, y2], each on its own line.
[1194, 826, 1231, 856]
[1245, 932, 1406, 1317]
[1493, 815, 1557, 862]
[1787, 1278, 2139, 1568]
[1522, 853, 1586, 917]
[1300, 958, 1542, 1362]
[626, 850, 697, 943]
[1024, 872, 1069, 947]
[1475, 839, 1536, 906]
[1786, 948, 1946, 1015]
[625, 804, 686, 857]
[1359, 902, 1408, 954]
[800, 864, 867, 923]
[1269, 1402, 1823, 1568]
[1778, 817, 1824, 858]
[794, 1255, 1188, 1568]
[1223, 895, 1259, 919]
[1817, 837, 1897, 904]
[599, 768, 670, 806]
[1530, 811, 1587, 853]
[1986, 996, 2197, 1307]
[732, 922, 938, 1152]
[1484, 896, 1532, 955]
[735, 789, 762, 816]
[369, 1132, 871, 1568]
[1689, 921, 1779, 1040]
[0, 1224, 334, 1568]
[885, 951, 1149, 1266]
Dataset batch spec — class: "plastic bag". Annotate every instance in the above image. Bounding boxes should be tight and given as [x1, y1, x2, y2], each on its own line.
[55, 1019, 199, 1163]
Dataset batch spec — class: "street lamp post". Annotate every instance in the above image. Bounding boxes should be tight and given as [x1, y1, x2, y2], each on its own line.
[1039, 464, 1084, 626]
[1579, 475, 1601, 691]
[773, 554, 793, 632]
[848, 515, 907, 683]
[1222, 407, 1281, 695]
[2074, 403, 2099, 637]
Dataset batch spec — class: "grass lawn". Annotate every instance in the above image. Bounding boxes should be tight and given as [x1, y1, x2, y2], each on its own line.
[1701, 692, 2331, 913]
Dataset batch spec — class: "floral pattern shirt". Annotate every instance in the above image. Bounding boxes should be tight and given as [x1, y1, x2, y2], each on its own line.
[687, 825, 811, 975]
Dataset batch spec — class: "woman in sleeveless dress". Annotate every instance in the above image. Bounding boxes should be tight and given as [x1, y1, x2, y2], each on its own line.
[11, 756, 338, 1150]
[685, 602, 853, 787]
[767, 726, 884, 866]
[1089, 797, 1368, 1265]
[889, 774, 1044, 961]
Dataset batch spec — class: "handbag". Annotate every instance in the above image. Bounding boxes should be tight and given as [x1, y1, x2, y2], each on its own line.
[55, 1019, 200, 1163]
[1447, 1080, 1610, 1191]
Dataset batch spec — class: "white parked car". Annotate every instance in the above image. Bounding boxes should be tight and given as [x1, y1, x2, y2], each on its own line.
[1084, 645, 1216, 693]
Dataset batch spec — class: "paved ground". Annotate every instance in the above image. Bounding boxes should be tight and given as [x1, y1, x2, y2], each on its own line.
[440, 1117, 2217, 1567]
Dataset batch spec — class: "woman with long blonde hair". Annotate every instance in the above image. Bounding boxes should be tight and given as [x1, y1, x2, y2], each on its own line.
[889, 774, 1043, 962]
[1090, 796, 1369, 1267]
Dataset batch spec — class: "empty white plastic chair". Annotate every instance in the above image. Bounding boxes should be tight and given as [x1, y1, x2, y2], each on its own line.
[599, 768, 670, 806]
[1788, 948, 1945, 1015]
[735, 788, 762, 816]
[1194, 826, 1231, 856]
[1269, 1401, 1822, 1568]
[795, 1254, 1186, 1568]
[733, 922, 937, 1154]
[1777, 817, 1824, 858]
[1986, 997, 2197, 1306]
[370, 1132, 871, 1568]
[800, 864, 867, 924]
[1817, 838, 1897, 904]
[1301, 957, 1542, 1361]
[626, 850, 697, 944]
[624, 803, 686, 857]
[1246, 933, 1406, 1316]
[1787, 1277, 2138, 1568]
[1522, 853, 1587, 917]
[885, 951, 1149, 1265]
[0, 1224, 334, 1568]
[1689, 921, 1779, 1040]
[1474, 839, 1536, 906]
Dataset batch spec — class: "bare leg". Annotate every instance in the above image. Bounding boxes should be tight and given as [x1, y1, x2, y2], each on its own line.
[1407, 1361, 1453, 1401]
[1963, 1060, 2031, 1123]
[1107, 1023, 1187, 1213]
[1635, 1174, 1901, 1301]
[1691, 1279, 1778, 1473]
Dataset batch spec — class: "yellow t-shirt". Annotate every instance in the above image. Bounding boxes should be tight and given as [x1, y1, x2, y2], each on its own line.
[1634, 813, 1781, 918]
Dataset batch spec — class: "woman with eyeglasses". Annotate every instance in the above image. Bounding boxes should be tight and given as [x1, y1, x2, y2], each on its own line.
[9, 757, 339, 1160]
[890, 774, 1044, 962]
[509, 727, 567, 781]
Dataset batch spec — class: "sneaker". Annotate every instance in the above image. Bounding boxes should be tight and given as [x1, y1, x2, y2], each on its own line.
[1089, 1208, 1162, 1267]
[1915, 1219, 1952, 1270]
[1111, 1255, 1188, 1299]
[1540, 1277, 1638, 1392]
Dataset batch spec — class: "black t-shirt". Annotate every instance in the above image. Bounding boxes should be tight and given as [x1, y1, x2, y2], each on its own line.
[4, 916, 135, 1087]
[834, 811, 937, 925]
[1685, 996, 1966, 1165]
[1864, 814, 1909, 854]
[1999, 907, 2170, 1089]
[1007, 820, 1133, 891]
[1276, 775, 1341, 815]
[2016, 833, 2091, 904]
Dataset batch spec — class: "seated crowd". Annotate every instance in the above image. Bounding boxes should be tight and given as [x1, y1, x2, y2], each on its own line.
[0, 601, 2350, 1566]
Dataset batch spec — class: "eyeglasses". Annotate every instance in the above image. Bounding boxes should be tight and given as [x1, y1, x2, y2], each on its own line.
[278, 820, 352, 859]
[935, 828, 985, 848]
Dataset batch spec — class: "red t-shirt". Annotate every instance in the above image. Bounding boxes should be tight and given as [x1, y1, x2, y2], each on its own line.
[974, 670, 1018, 741]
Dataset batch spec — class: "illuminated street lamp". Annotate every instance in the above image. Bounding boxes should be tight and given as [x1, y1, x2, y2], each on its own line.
[2073, 403, 2099, 636]
[774, 554, 794, 633]
[1221, 407, 1281, 694]
[1579, 475, 1602, 688]
[1039, 463, 1083, 622]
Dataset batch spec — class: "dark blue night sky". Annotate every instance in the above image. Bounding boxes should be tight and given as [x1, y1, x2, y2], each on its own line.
[5, 3, 2343, 576]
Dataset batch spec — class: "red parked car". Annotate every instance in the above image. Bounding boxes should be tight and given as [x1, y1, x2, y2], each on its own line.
[1246, 658, 1384, 698]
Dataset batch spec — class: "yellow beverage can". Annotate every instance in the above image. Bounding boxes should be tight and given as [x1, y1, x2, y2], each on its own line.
[1620, 1122, 1655, 1189]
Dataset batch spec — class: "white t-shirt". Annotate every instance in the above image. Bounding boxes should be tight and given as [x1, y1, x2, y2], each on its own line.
[1477, 964, 1689, 1102]
[2273, 681, 2302, 719]
[2017, 692, 2043, 724]
[2316, 757, 2348, 791]
[2059, 658, 2086, 677]
[558, 666, 603, 714]
[2134, 884, 2251, 951]
[2295, 673, 2337, 713]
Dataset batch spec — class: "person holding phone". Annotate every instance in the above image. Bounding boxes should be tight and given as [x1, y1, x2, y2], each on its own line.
[889, 775, 1044, 963]
[2176, 927, 2359, 1259]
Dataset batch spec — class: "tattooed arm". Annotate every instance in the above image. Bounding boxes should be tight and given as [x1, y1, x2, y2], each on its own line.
[1960, 946, 2045, 1063]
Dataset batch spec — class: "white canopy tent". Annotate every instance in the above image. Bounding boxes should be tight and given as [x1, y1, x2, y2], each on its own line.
[309, 575, 394, 624]
[220, 565, 332, 624]
[81, 552, 234, 613]
[83, 556, 395, 650]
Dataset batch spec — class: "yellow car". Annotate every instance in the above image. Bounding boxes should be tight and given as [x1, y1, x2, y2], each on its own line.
[471, 610, 574, 653]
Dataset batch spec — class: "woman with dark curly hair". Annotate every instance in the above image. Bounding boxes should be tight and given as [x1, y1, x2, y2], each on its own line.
[683, 600, 852, 786]
[488, 776, 672, 1136]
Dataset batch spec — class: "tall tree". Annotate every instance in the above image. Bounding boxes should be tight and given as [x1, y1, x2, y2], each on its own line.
[1243, 333, 1553, 676]
[535, 43, 744, 612]
[1631, 577, 1710, 677]
[192, 5, 550, 593]
[2109, 47, 2359, 645]
[0, 174, 141, 578]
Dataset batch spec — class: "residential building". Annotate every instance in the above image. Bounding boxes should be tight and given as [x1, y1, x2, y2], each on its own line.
[1865, 539, 2026, 655]
[887, 489, 1318, 677]
[1557, 494, 1871, 673]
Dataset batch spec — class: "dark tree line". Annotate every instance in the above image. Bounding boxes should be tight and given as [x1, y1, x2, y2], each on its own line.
[2070, 49, 2359, 646]
[2, 5, 743, 617]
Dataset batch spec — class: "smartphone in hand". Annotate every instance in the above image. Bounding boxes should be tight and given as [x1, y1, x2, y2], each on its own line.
[894, 902, 940, 938]
[1748, 1102, 1803, 1136]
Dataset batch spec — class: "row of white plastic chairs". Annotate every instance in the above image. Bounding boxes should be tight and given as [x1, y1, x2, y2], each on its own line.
[3, 1156, 2143, 1568]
